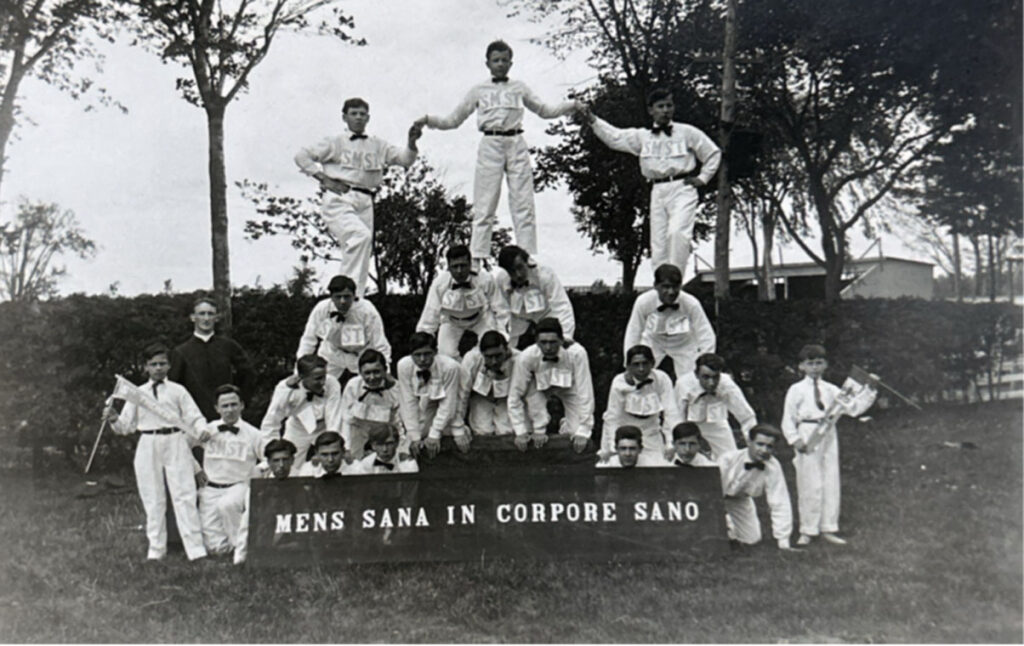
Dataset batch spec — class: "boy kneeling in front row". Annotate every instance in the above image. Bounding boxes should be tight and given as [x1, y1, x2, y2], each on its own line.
[597, 426, 668, 468]
[297, 431, 348, 478]
[350, 423, 419, 474]
[670, 422, 716, 467]
[718, 423, 801, 551]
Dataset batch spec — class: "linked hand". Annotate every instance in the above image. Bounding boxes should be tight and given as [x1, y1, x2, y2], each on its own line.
[513, 434, 530, 452]
[423, 436, 441, 459]
[408, 122, 424, 143]
[409, 440, 423, 458]
[531, 432, 549, 449]
[662, 447, 676, 462]
[571, 435, 588, 453]
[195, 470, 209, 488]
[454, 433, 472, 453]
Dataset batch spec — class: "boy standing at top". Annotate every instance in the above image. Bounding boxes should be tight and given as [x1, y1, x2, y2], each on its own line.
[782, 344, 847, 547]
[295, 98, 422, 297]
[584, 88, 721, 277]
[103, 343, 209, 561]
[415, 40, 583, 266]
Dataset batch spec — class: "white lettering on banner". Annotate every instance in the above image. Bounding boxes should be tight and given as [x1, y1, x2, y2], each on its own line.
[276, 514, 292, 533]
[445, 504, 476, 525]
[362, 507, 431, 529]
[334, 148, 383, 171]
[478, 89, 523, 109]
[494, 501, 618, 524]
[332, 511, 346, 529]
[296, 513, 310, 533]
[639, 139, 689, 159]
[633, 501, 701, 522]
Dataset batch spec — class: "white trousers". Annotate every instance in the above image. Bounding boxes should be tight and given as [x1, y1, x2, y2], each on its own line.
[437, 316, 492, 359]
[793, 429, 841, 535]
[234, 488, 252, 565]
[199, 482, 248, 555]
[467, 395, 513, 435]
[471, 135, 538, 259]
[694, 421, 738, 461]
[724, 497, 761, 544]
[323, 191, 375, 297]
[133, 433, 206, 560]
[649, 181, 699, 278]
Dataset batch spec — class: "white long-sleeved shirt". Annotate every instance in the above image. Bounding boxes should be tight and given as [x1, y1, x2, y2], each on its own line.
[199, 418, 263, 485]
[590, 116, 721, 185]
[719, 448, 793, 543]
[396, 354, 463, 441]
[676, 371, 757, 434]
[259, 375, 344, 442]
[110, 378, 206, 441]
[426, 79, 576, 132]
[507, 343, 595, 439]
[601, 370, 682, 454]
[294, 130, 416, 191]
[492, 264, 575, 339]
[296, 298, 391, 375]
[416, 270, 510, 336]
[349, 451, 419, 475]
[339, 376, 404, 450]
[623, 289, 715, 365]
[456, 346, 519, 422]
[672, 452, 717, 467]
[781, 376, 841, 446]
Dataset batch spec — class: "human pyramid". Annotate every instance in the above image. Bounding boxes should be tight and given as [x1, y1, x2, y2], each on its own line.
[102, 40, 862, 566]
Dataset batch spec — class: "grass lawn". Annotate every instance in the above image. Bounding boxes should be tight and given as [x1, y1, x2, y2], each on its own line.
[0, 400, 1020, 643]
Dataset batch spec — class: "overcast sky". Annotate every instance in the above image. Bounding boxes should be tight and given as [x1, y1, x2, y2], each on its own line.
[2, 0, 926, 296]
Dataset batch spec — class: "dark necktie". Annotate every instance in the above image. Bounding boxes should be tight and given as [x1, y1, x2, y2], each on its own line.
[417, 369, 431, 382]
[542, 356, 559, 363]
[358, 384, 388, 402]
[814, 378, 825, 410]
[651, 124, 673, 136]
[306, 390, 322, 402]
[657, 302, 679, 312]
[452, 281, 472, 289]
[634, 378, 653, 389]
[330, 310, 345, 322]
[218, 424, 239, 434]
[696, 390, 716, 400]
[510, 278, 529, 289]
[373, 459, 395, 471]
[492, 76, 509, 83]
[744, 461, 765, 471]
[151, 382, 161, 399]
[350, 133, 368, 140]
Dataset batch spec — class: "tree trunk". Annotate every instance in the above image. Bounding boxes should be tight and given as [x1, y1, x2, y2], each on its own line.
[206, 102, 232, 331]
[0, 69, 25, 207]
[621, 255, 637, 293]
[987, 233, 997, 302]
[952, 230, 962, 302]
[713, 0, 737, 305]
[971, 234, 983, 297]
[761, 210, 776, 301]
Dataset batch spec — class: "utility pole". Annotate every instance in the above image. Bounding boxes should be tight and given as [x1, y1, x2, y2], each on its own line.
[713, 0, 738, 309]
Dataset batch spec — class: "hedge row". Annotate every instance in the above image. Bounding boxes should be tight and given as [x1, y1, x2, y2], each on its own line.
[1, 289, 1018, 471]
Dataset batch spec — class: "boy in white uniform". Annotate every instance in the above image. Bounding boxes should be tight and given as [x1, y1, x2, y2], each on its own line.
[295, 98, 421, 296]
[596, 426, 668, 468]
[782, 344, 847, 546]
[669, 422, 717, 468]
[259, 354, 343, 474]
[601, 344, 681, 462]
[493, 245, 576, 349]
[339, 349, 404, 460]
[676, 353, 757, 460]
[295, 275, 391, 387]
[585, 88, 721, 276]
[232, 438, 295, 565]
[719, 424, 799, 551]
[458, 331, 520, 441]
[350, 424, 419, 475]
[296, 432, 348, 478]
[103, 343, 209, 561]
[623, 264, 716, 380]
[507, 317, 594, 454]
[416, 40, 582, 264]
[195, 385, 262, 557]
[416, 245, 510, 357]
[396, 332, 464, 460]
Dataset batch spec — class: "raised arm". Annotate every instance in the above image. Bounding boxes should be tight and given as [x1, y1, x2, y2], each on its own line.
[521, 83, 580, 119]
[589, 115, 644, 156]
[424, 88, 478, 130]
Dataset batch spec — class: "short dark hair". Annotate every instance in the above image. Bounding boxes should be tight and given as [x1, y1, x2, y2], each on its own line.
[497, 245, 530, 274]
[314, 431, 344, 451]
[192, 295, 218, 312]
[646, 87, 673, 106]
[143, 342, 170, 361]
[614, 425, 643, 446]
[409, 331, 437, 352]
[748, 423, 783, 443]
[672, 422, 701, 441]
[327, 275, 357, 295]
[446, 245, 472, 263]
[799, 344, 827, 361]
[695, 353, 727, 373]
[653, 263, 683, 285]
[342, 97, 369, 113]
[214, 384, 242, 402]
[367, 423, 398, 445]
[479, 330, 508, 352]
[264, 438, 297, 458]
[535, 317, 563, 339]
[626, 344, 655, 364]
[296, 354, 328, 377]
[486, 39, 513, 59]
[358, 349, 387, 370]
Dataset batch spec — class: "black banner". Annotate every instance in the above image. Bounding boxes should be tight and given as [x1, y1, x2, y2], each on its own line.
[249, 452, 728, 566]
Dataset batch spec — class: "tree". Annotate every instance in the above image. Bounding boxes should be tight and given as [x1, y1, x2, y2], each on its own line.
[0, 198, 95, 301]
[119, 0, 364, 329]
[240, 158, 511, 294]
[0, 0, 121, 203]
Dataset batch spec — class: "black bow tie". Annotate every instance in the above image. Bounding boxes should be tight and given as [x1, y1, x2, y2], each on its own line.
[657, 302, 680, 312]
[358, 384, 389, 401]
[651, 124, 673, 136]
[416, 369, 431, 382]
[452, 280, 472, 289]
[373, 459, 395, 471]
[492, 76, 509, 83]
[350, 133, 368, 140]
[306, 390, 323, 402]
[488, 368, 506, 379]
[675, 459, 695, 468]
[218, 424, 239, 434]
[321, 470, 342, 478]
[634, 378, 653, 389]
[510, 279, 529, 289]
[542, 356, 559, 363]
[329, 310, 345, 321]
[697, 390, 717, 399]
[744, 461, 766, 471]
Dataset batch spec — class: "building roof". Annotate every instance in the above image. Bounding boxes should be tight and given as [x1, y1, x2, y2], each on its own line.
[689, 256, 934, 283]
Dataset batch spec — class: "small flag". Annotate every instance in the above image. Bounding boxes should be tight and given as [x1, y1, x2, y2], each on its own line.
[804, 366, 879, 452]
[111, 375, 190, 430]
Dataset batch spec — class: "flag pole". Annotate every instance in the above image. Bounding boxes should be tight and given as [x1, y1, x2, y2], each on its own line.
[876, 378, 922, 411]
[84, 418, 108, 474]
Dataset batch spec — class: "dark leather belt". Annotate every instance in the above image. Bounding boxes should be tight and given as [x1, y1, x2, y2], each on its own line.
[348, 184, 377, 197]
[206, 481, 243, 489]
[138, 427, 179, 435]
[482, 129, 523, 136]
[651, 168, 701, 184]
[450, 311, 481, 322]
